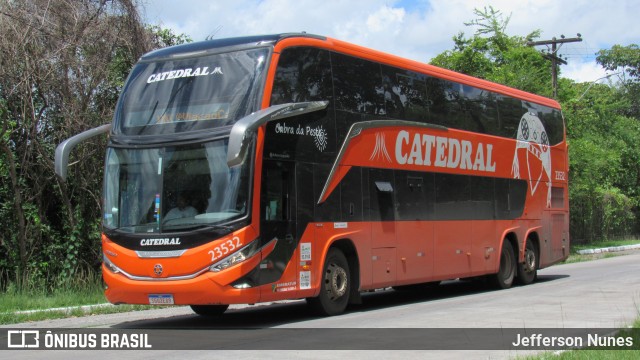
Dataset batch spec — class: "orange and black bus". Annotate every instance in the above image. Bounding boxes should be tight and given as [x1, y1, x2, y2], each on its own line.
[55, 33, 569, 316]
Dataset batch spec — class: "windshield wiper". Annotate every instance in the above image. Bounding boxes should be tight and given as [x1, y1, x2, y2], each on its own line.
[162, 223, 234, 232]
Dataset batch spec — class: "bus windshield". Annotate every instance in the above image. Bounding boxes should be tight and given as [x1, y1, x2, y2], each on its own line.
[103, 138, 252, 233]
[114, 47, 269, 136]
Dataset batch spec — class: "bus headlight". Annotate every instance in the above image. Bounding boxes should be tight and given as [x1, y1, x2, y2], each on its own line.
[210, 241, 259, 272]
[103, 254, 122, 274]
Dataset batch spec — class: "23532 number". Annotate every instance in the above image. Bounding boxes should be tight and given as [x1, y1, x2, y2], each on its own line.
[208, 236, 242, 262]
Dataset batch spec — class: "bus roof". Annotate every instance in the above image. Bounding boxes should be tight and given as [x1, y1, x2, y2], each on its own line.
[140, 33, 325, 60]
[322, 36, 561, 110]
[141, 32, 560, 110]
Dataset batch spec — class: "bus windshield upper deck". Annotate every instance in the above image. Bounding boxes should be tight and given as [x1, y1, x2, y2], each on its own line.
[113, 47, 269, 136]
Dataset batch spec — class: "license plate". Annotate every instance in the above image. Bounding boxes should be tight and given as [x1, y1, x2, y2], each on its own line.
[148, 294, 174, 305]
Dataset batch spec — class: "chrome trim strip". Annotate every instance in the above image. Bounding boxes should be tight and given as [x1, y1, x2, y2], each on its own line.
[123, 267, 210, 282]
[135, 250, 188, 258]
[104, 255, 209, 281]
[317, 120, 447, 204]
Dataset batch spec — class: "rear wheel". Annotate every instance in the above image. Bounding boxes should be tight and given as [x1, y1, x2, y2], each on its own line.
[517, 239, 538, 285]
[307, 248, 350, 316]
[492, 240, 516, 289]
[190, 304, 229, 317]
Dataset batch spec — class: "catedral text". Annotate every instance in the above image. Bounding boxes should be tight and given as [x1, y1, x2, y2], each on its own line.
[395, 130, 497, 172]
[140, 238, 181, 246]
[146, 66, 223, 84]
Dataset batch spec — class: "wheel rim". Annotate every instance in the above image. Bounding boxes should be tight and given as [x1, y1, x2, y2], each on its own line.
[524, 247, 536, 273]
[325, 262, 348, 300]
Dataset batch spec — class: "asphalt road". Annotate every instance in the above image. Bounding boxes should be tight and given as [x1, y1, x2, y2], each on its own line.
[3, 251, 640, 359]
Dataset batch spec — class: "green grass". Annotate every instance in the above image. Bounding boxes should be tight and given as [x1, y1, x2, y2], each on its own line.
[0, 268, 162, 324]
[0, 282, 106, 313]
[0, 304, 160, 325]
[571, 238, 640, 253]
[562, 252, 622, 264]
[562, 238, 640, 264]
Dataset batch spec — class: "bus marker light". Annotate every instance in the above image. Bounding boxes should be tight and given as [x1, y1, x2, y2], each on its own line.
[232, 283, 252, 289]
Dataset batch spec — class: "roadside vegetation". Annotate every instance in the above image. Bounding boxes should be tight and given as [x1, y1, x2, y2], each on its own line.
[0, 269, 159, 325]
[563, 238, 640, 264]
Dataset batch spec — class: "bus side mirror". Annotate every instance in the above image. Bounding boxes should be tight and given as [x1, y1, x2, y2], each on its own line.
[55, 124, 111, 182]
[226, 101, 329, 167]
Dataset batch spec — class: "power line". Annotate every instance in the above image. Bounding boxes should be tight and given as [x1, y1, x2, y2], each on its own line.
[577, 72, 623, 101]
[527, 34, 583, 98]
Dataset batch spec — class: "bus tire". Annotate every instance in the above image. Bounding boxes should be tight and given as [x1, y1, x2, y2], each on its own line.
[517, 239, 538, 285]
[190, 304, 229, 317]
[308, 248, 350, 316]
[492, 240, 516, 289]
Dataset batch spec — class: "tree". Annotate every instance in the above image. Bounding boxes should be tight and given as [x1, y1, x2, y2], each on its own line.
[596, 44, 640, 118]
[0, 0, 190, 289]
[561, 51, 640, 242]
[430, 6, 549, 96]
[431, 7, 640, 242]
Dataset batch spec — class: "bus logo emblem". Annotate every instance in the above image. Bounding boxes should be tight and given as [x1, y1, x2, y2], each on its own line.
[512, 112, 552, 206]
[370, 132, 392, 163]
[312, 125, 328, 152]
[153, 264, 163, 276]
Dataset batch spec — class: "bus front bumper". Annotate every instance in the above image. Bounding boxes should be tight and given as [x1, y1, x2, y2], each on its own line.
[103, 265, 261, 305]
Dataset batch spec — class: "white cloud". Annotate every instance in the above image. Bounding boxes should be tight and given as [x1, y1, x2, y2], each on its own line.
[561, 60, 623, 84]
[140, 0, 640, 83]
[366, 6, 405, 33]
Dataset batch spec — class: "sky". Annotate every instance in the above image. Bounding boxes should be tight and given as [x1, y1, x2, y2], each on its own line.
[139, 0, 640, 84]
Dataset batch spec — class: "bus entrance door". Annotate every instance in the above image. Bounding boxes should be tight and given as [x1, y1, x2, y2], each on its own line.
[259, 160, 299, 301]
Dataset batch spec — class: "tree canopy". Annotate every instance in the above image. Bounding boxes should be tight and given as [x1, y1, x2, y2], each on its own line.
[430, 6, 640, 242]
[0, 0, 190, 289]
[430, 6, 549, 96]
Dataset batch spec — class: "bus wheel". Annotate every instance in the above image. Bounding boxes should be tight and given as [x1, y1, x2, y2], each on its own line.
[308, 248, 350, 316]
[492, 241, 516, 289]
[517, 239, 538, 285]
[190, 304, 229, 317]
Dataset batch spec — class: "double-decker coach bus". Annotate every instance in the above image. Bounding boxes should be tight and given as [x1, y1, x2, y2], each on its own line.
[55, 33, 569, 316]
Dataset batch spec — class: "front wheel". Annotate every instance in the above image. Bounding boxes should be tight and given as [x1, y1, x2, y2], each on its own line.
[517, 239, 538, 285]
[307, 248, 350, 316]
[190, 304, 229, 317]
[492, 240, 516, 289]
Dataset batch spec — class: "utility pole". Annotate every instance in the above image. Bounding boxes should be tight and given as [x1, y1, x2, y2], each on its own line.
[527, 34, 583, 98]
